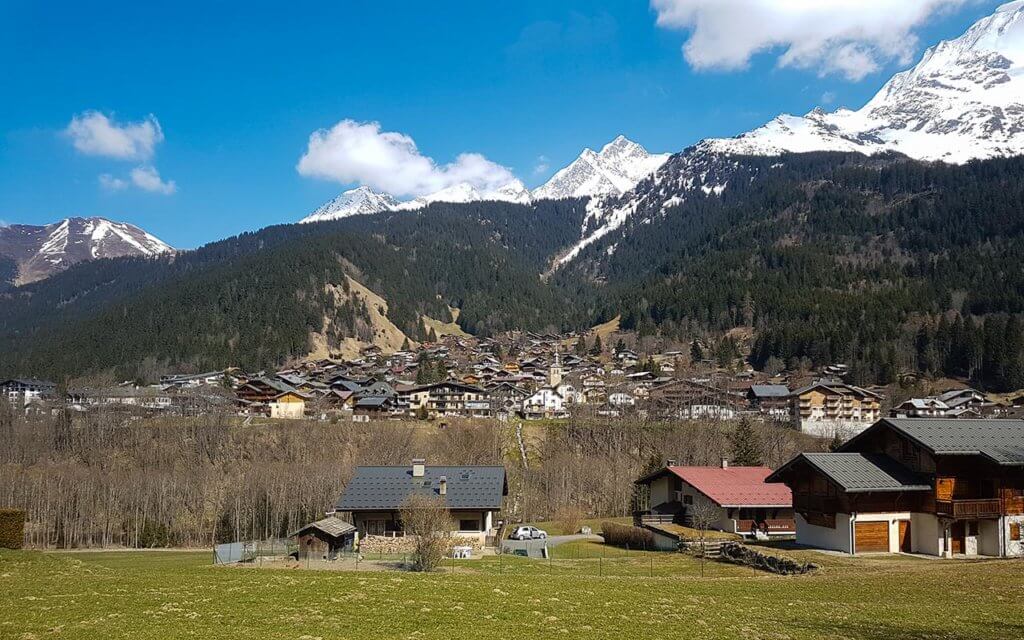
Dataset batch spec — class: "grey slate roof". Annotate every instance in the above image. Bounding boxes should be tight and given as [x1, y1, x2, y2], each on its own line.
[289, 516, 356, 539]
[872, 418, 1024, 465]
[750, 384, 790, 398]
[797, 453, 932, 493]
[336, 465, 507, 511]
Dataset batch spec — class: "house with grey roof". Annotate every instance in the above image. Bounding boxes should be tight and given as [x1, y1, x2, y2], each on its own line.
[335, 459, 507, 546]
[767, 418, 1024, 557]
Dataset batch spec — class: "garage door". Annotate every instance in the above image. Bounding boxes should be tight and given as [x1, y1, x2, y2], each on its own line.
[855, 521, 889, 553]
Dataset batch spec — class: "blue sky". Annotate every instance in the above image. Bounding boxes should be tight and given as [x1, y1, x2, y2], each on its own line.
[0, 0, 1004, 248]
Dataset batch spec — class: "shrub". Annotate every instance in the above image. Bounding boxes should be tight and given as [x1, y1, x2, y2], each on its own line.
[600, 521, 655, 550]
[399, 494, 454, 571]
[553, 504, 586, 535]
[0, 509, 26, 549]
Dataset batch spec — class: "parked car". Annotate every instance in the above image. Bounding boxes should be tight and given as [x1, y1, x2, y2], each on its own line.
[510, 525, 547, 540]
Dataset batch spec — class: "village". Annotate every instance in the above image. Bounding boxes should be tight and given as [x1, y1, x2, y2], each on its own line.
[6, 329, 1024, 435]
[6, 327, 1022, 568]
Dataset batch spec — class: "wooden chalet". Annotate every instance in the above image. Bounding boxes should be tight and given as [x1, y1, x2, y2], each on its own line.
[767, 418, 1024, 556]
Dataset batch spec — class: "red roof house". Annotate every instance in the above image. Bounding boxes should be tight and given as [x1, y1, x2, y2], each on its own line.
[635, 461, 795, 537]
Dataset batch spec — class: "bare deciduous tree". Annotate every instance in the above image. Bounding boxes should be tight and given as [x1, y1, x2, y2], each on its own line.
[399, 494, 454, 571]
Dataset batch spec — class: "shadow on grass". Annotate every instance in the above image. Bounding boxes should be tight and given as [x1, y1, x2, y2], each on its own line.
[790, 619, 1024, 640]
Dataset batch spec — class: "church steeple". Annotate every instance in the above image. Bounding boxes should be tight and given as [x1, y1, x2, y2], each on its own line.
[548, 351, 563, 387]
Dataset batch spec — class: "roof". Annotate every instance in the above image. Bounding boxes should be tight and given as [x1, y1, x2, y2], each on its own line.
[750, 384, 790, 398]
[790, 381, 882, 399]
[638, 466, 792, 507]
[768, 452, 932, 493]
[850, 418, 1024, 465]
[288, 516, 356, 539]
[336, 465, 507, 511]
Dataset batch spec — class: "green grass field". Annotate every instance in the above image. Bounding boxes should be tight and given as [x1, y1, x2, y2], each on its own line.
[2, 547, 1023, 639]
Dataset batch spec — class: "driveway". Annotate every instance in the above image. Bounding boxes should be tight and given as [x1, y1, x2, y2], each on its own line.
[501, 534, 603, 558]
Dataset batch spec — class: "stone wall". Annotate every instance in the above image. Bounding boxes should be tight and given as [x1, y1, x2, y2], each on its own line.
[718, 542, 818, 575]
[359, 534, 483, 555]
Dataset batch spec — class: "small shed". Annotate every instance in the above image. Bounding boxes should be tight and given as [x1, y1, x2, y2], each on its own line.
[289, 517, 356, 559]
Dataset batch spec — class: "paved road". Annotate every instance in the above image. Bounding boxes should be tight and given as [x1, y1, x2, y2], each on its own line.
[501, 534, 603, 558]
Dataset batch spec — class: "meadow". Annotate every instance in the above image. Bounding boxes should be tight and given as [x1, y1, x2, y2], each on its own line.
[2, 547, 1022, 640]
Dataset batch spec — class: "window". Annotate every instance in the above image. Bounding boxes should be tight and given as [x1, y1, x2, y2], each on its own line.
[459, 518, 480, 532]
[1011, 522, 1021, 542]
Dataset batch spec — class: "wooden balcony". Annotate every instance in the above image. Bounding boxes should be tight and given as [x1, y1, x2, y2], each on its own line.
[935, 499, 1003, 519]
[734, 519, 796, 535]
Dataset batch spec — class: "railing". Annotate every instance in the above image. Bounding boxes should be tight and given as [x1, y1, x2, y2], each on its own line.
[935, 499, 1002, 518]
[637, 513, 675, 526]
[734, 519, 796, 534]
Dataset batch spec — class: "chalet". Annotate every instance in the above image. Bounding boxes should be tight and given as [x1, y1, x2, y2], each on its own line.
[269, 390, 308, 419]
[352, 395, 404, 419]
[406, 381, 491, 418]
[747, 384, 790, 419]
[646, 378, 744, 420]
[890, 388, 993, 419]
[1, 378, 57, 406]
[766, 418, 1024, 557]
[335, 459, 507, 547]
[635, 461, 795, 538]
[789, 381, 882, 437]
[486, 382, 529, 416]
[522, 386, 567, 419]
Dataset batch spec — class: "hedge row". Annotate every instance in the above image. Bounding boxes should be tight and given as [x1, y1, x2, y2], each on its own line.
[0, 509, 26, 550]
[600, 521, 655, 550]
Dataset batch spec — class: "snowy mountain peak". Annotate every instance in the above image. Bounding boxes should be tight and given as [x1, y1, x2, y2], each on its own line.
[532, 135, 669, 200]
[0, 216, 173, 285]
[705, 1, 1024, 163]
[300, 186, 399, 223]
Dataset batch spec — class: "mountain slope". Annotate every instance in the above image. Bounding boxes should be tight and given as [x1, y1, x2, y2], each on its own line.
[553, 2, 1024, 270]
[704, 1, 1024, 163]
[0, 217, 173, 285]
[532, 135, 669, 200]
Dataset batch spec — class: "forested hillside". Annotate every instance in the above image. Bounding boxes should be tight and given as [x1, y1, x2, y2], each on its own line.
[0, 199, 587, 379]
[2, 152, 1024, 389]
[559, 152, 1024, 391]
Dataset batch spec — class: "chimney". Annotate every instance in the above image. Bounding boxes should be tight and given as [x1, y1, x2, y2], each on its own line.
[412, 458, 425, 477]
[721, 458, 729, 469]
[666, 458, 677, 468]
[439, 475, 447, 495]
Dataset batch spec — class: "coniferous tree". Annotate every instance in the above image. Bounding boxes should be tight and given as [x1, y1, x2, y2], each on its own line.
[729, 417, 763, 466]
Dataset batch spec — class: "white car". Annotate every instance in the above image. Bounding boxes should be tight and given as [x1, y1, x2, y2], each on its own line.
[510, 525, 547, 540]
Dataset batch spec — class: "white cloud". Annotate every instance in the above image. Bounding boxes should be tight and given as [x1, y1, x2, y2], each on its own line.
[130, 166, 177, 195]
[66, 111, 164, 160]
[98, 174, 129, 191]
[533, 155, 551, 175]
[651, 0, 968, 81]
[820, 91, 837, 105]
[296, 119, 516, 197]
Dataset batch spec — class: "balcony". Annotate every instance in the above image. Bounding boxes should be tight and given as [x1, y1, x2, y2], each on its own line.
[935, 499, 1003, 519]
[734, 519, 796, 535]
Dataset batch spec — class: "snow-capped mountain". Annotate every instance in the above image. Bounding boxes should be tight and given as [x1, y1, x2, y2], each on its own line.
[300, 186, 400, 223]
[532, 135, 669, 200]
[705, 1, 1024, 163]
[554, 1, 1024, 270]
[300, 180, 532, 223]
[393, 179, 532, 211]
[300, 136, 665, 223]
[0, 217, 173, 285]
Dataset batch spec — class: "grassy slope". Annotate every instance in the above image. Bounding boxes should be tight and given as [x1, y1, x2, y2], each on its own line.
[2, 550, 1023, 639]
